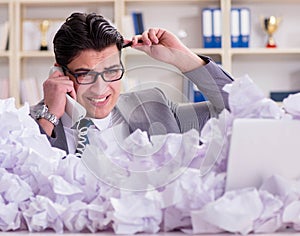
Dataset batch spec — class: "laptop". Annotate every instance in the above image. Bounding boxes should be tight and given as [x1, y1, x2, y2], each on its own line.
[225, 118, 300, 191]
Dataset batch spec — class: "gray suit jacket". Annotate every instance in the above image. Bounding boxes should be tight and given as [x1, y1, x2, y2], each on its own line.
[30, 56, 233, 154]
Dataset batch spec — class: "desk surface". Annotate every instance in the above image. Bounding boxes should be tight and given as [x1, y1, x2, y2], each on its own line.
[1, 232, 300, 236]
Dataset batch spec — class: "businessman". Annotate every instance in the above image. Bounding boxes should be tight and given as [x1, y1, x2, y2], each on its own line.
[30, 12, 233, 155]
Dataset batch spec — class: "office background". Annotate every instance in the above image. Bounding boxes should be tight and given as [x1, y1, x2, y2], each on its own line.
[0, 0, 299, 106]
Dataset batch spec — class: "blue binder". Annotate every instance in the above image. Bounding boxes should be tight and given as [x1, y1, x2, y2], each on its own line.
[239, 8, 250, 48]
[132, 12, 144, 35]
[231, 8, 240, 48]
[202, 8, 214, 48]
[212, 8, 222, 48]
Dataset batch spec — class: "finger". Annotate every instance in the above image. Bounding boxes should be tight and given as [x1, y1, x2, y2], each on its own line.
[49, 71, 70, 81]
[123, 39, 132, 44]
[148, 28, 159, 44]
[123, 38, 144, 48]
[141, 31, 152, 46]
[122, 39, 133, 48]
[50, 69, 64, 78]
[131, 35, 144, 46]
[131, 35, 140, 44]
[67, 86, 77, 100]
[44, 77, 72, 94]
[49, 66, 64, 76]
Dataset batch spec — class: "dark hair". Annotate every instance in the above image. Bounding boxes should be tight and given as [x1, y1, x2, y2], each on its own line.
[53, 12, 124, 66]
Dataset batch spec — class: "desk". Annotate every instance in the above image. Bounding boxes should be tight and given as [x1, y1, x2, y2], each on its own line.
[1, 232, 300, 236]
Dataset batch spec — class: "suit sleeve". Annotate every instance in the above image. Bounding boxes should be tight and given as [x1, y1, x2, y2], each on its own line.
[168, 55, 234, 133]
[184, 55, 233, 113]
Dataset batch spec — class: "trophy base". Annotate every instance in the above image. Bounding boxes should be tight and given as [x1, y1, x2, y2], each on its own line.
[40, 45, 48, 51]
[266, 43, 277, 48]
[266, 37, 277, 48]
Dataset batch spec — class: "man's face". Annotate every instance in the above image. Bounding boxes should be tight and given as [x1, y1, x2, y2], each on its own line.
[67, 45, 122, 119]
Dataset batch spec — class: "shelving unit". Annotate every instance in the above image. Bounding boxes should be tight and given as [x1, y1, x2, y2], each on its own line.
[0, 0, 14, 100]
[13, 0, 117, 106]
[1, 0, 300, 105]
[121, 0, 225, 102]
[229, 0, 300, 97]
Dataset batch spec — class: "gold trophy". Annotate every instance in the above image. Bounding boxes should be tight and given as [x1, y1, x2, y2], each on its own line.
[262, 16, 281, 48]
[40, 20, 50, 50]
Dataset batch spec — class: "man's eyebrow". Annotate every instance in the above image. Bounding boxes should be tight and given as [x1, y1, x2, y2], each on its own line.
[103, 64, 122, 70]
[74, 68, 90, 72]
[73, 63, 121, 72]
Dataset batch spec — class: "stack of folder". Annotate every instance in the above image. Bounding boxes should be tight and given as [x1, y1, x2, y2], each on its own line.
[202, 8, 222, 48]
[202, 7, 250, 48]
[231, 8, 251, 48]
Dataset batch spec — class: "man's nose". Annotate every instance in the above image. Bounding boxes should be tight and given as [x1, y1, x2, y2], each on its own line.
[92, 75, 109, 94]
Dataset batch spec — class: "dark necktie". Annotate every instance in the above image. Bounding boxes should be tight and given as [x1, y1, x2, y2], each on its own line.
[75, 118, 94, 158]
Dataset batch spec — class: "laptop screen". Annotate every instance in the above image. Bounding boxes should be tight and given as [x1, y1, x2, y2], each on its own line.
[225, 118, 300, 191]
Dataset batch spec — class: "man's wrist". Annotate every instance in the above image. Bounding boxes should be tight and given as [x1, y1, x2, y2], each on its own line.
[37, 118, 56, 137]
[174, 51, 208, 73]
[35, 104, 59, 127]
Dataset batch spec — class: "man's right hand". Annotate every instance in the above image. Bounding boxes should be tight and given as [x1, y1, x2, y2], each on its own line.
[43, 67, 76, 119]
[39, 67, 76, 136]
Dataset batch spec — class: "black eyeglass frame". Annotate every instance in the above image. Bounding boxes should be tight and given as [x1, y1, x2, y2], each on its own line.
[61, 61, 125, 85]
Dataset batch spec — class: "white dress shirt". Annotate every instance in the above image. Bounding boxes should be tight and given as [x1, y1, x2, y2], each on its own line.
[61, 106, 126, 154]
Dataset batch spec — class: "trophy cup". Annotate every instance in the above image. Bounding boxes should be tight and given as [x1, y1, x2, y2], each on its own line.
[262, 16, 281, 48]
[40, 20, 50, 51]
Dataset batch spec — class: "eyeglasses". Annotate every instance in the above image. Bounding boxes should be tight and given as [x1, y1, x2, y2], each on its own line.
[62, 62, 125, 85]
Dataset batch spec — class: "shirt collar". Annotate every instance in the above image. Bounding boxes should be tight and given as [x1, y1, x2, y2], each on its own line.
[90, 113, 112, 130]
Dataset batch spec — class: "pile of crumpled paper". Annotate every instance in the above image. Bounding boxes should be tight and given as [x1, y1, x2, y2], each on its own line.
[1, 75, 300, 234]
